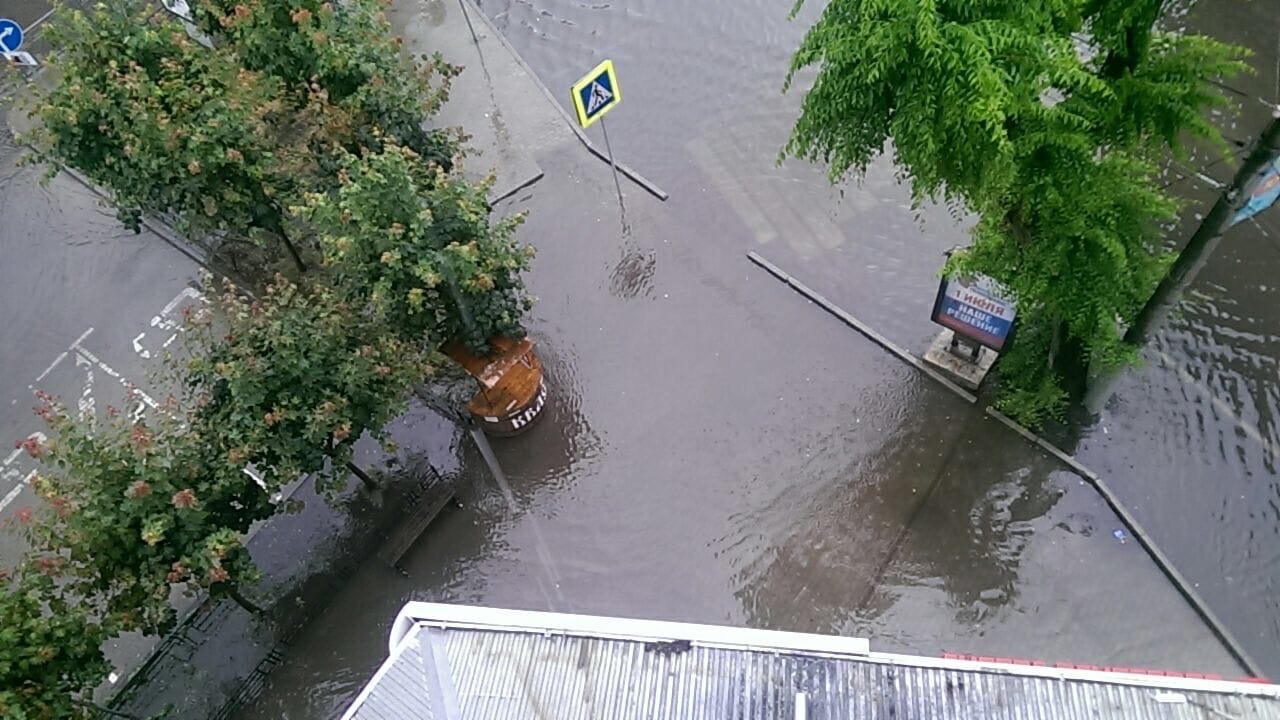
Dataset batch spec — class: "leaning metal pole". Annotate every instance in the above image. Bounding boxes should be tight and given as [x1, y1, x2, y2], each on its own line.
[1125, 111, 1280, 348]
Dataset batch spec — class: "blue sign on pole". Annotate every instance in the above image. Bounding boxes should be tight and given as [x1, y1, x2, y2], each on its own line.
[1231, 157, 1280, 227]
[0, 18, 24, 53]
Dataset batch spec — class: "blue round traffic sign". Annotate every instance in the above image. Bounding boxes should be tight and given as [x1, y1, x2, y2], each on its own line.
[0, 18, 23, 53]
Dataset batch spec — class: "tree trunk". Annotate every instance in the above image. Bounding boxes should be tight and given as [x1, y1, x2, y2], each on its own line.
[1125, 114, 1280, 347]
[1096, 0, 1164, 79]
[443, 272, 479, 346]
[346, 460, 380, 491]
[1044, 319, 1089, 400]
[1048, 320, 1064, 369]
[226, 584, 264, 615]
[261, 205, 307, 273]
[279, 228, 307, 274]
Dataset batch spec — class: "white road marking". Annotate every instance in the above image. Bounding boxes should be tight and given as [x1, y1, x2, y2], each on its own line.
[34, 351, 68, 384]
[71, 345, 160, 410]
[27, 9, 57, 33]
[69, 327, 96, 350]
[159, 287, 201, 316]
[75, 353, 95, 420]
[135, 288, 203, 360]
[132, 333, 151, 359]
[1, 433, 46, 470]
[3, 289, 202, 516]
[0, 470, 38, 513]
[0, 431, 47, 513]
[32, 327, 94, 384]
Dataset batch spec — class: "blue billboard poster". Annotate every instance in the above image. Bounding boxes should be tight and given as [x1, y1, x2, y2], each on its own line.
[931, 273, 1018, 351]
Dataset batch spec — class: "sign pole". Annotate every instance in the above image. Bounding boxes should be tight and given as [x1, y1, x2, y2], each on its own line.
[1123, 111, 1280, 348]
[570, 59, 626, 235]
[598, 116, 629, 236]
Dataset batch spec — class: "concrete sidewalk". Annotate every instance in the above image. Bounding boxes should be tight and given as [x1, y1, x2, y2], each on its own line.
[388, 0, 548, 203]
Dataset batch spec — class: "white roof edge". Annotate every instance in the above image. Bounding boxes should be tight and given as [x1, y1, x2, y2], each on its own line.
[861, 650, 1280, 698]
[392, 601, 870, 656]
[390, 602, 1280, 699]
[342, 622, 424, 720]
[389, 603, 424, 653]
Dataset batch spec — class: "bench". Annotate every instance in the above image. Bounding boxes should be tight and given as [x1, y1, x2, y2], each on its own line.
[378, 465, 456, 572]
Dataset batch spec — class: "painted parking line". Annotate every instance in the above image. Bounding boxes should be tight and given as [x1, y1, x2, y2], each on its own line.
[0, 470, 38, 514]
[31, 327, 94, 385]
[0, 432, 46, 513]
[133, 287, 201, 360]
[0, 287, 204, 516]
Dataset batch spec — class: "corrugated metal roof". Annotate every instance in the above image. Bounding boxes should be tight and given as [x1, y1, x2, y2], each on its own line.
[342, 603, 1280, 720]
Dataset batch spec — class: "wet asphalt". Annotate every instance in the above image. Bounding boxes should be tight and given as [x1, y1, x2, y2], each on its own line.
[0, 1, 1276, 715]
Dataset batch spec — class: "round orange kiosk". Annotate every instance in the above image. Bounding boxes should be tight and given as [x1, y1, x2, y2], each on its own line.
[443, 336, 546, 437]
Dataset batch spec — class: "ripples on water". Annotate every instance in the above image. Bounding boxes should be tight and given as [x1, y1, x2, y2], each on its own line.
[476, 0, 1280, 675]
[235, 2, 1280, 714]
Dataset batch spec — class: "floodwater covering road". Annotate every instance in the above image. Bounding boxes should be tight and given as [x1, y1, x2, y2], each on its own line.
[0, 0, 1275, 715]
[230, 0, 1274, 716]
[467, 0, 1280, 676]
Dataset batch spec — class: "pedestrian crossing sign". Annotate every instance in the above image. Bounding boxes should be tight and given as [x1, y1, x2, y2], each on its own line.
[570, 59, 620, 129]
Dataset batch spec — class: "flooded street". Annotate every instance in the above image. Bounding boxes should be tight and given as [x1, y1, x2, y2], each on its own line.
[233, 145, 1244, 717]
[467, 0, 1280, 674]
[230, 0, 1275, 715]
[0, 0, 1276, 715]
[1074, 0, 1280, 684]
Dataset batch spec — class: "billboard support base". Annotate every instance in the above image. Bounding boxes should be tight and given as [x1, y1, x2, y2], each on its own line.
[924, 329, 996, 391]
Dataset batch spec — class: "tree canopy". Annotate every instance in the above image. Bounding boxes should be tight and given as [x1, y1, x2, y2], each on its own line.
[786, 0, 1246, 422]
[190, 0, 459, 169]
[30, 3, 304, 257]
[23, 393, 264, 633]
[297, 142, 534, 353]
[6, 0, 537, 713]
[0, 566, 113, 720]
[182, 275, 434, 495]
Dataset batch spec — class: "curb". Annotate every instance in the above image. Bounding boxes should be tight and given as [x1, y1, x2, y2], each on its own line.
[985, 407, 1264, 678]
[57, 167, 211, 269]
[748, 250, 1264, 678]
[456, 0, 670, 202]
[747, 251, 978, 404]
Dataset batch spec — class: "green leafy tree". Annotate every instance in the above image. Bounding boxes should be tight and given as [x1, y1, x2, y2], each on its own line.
[30, 2, 311, 270]
[23, 394, 266, 631]
[0, 565, 114, 720]
[182, 275, 434, 495]
[191, 0, 459, 169]
[785, 0, 1245, 423]
[296, 142, 534, 353]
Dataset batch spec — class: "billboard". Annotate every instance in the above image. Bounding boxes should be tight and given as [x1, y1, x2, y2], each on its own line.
[930, 273, 1017, 351]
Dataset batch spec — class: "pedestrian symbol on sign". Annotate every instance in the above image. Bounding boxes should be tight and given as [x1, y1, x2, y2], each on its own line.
[586, 80, 613, 115]
[570, 59, 620, 129]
